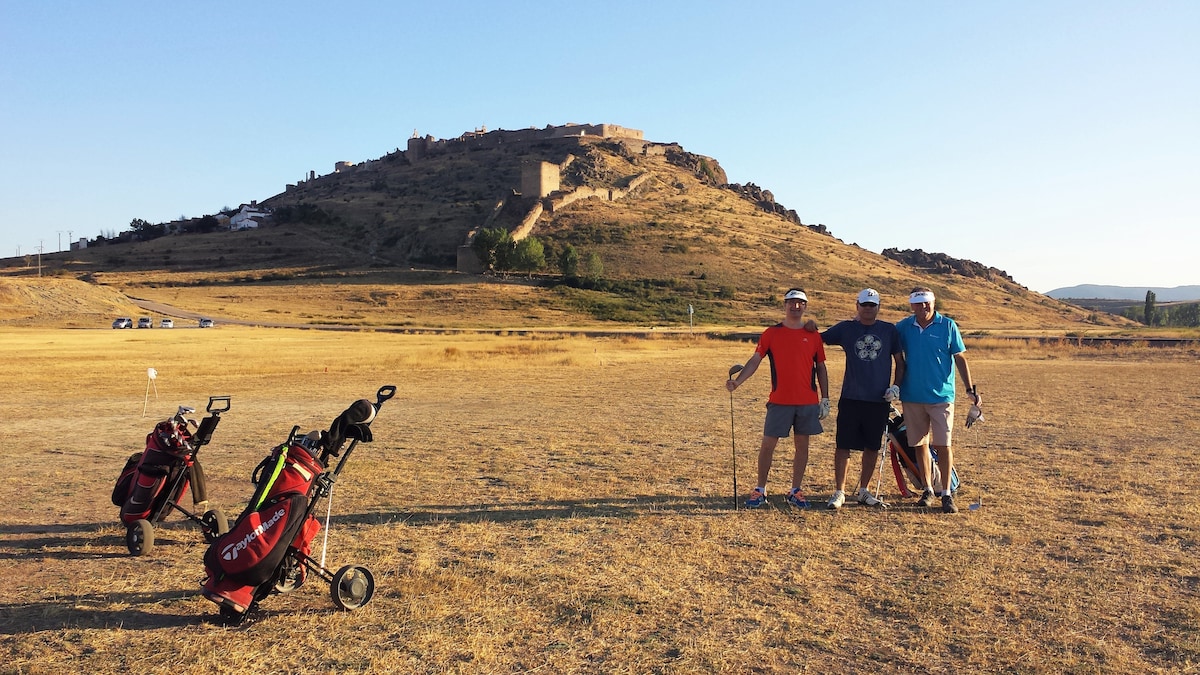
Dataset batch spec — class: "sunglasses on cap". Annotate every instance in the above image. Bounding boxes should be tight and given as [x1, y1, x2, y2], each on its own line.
[858, 302, 878, 307]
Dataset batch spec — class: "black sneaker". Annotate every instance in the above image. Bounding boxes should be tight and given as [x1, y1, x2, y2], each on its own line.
[916, 489, 935, 508]
[942, 494, 958, 514]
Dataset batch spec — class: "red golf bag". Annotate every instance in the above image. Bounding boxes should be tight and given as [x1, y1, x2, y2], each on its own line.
[201, 386, 395, 624]
[116, 419, 196, 523]
[112, 397, 232, 555]
[201, 439, 325, 611]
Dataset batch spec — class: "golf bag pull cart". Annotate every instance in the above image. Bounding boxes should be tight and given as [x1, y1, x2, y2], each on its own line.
[201, 385, 396, 624]
[112, 396, 233, 556]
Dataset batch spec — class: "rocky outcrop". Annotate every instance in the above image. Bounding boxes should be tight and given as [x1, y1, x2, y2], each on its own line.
[722, 182, 829, 235]
[882, 248, 1016, 283]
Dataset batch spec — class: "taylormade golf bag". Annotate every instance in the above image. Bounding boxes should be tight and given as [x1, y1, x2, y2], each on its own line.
[886, 407, 959, 497]
[112, 396, 232, 555]
[200, 386, 395, 624]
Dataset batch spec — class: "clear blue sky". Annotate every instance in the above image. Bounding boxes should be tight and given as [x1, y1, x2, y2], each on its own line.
[2, 1, 1195, 293]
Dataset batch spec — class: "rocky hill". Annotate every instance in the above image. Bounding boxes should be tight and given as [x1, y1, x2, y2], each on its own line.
[0, 123, 1135, 331]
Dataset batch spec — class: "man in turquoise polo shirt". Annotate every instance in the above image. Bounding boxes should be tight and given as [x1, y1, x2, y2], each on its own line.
[896, 286, 979, 514]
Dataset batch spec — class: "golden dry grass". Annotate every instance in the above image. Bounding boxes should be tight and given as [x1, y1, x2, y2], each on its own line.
[0, 327, 1197, 674]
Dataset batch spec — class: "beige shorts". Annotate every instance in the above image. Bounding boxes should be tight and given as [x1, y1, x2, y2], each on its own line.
[902, 402, 954, 447]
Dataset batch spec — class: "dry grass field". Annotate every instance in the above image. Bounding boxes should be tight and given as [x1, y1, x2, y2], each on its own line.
[1, 327, 1197, 674]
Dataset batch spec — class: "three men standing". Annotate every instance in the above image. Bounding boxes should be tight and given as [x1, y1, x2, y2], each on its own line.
[726, 285, 977, 513]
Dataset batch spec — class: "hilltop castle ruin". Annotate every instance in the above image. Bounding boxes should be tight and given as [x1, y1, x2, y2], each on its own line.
[405, 123, 645, 160]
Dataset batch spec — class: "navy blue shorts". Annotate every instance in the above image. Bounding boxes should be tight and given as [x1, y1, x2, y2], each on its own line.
[834, 398, 891, 451]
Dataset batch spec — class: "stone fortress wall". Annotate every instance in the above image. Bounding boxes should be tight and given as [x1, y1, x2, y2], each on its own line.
[407, 123, 644, 160]
[452, 124, 655, 272]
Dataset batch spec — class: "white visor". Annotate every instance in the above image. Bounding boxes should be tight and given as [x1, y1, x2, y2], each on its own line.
[909, 291, 935, 304]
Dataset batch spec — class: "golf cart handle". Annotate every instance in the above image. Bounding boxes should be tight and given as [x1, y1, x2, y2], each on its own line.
[206, 395, 232, 414]
[193, 395, 231, 447]
[376, 385, 396, 406]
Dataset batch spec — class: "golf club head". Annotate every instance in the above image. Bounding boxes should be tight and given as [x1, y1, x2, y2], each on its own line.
[728, 364, 744, 379]
[968, 497, 983, 511]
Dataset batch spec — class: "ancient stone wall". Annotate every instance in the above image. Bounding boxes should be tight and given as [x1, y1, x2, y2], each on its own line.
[409, 123, 643, 160]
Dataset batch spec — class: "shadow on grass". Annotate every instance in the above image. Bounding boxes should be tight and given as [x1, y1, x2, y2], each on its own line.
[0, 590, 200, 634]
[0, 522, 210, 561]
[334, 494, 772, 527]
[329, 492, 929, 527]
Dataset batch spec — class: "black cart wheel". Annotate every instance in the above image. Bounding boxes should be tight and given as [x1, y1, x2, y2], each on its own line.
[201, 509, 229, 543]
[126, 519, 155, 556]
[330, 564, 375, 610]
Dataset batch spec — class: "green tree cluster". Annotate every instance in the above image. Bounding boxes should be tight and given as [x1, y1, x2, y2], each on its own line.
[1121, 291, 1200, 327]
[472, 229, 602, 282]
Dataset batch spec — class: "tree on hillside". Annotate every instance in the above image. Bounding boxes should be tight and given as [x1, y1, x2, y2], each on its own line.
[583, 251, 604, 283]
[512, 237, 545, 278]
[128, 218, 165, 241]
[471, 227, 514, 273]
[197, 215, 220, 233]
[558, 244, 579, 279]
[1144, 290, 1157, 325]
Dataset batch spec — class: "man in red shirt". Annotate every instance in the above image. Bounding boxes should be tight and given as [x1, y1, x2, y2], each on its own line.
[726, 288, 831, 508]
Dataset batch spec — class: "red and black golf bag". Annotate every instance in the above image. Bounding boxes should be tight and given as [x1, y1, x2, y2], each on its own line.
[201, 386, 394, 623]
[112, 397, 232, 555]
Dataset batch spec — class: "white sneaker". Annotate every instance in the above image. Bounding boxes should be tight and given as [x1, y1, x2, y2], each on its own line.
[826, 490, 845, 510]
[856, 489, 888, 508]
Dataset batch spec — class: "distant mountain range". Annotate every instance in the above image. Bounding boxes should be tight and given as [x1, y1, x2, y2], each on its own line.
[1046, 285, 1200, 301]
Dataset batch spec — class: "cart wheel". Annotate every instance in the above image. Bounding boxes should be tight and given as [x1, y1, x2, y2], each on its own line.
[330, 564, 375, 610]
[126, 519, 155, 556]
[201, 509, 229, 542]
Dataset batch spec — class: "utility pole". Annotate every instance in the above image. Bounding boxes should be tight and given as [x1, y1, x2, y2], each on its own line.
[67, 230, 73, 251]
[37, 241, 44, 277]
[57, 231, 63, 252]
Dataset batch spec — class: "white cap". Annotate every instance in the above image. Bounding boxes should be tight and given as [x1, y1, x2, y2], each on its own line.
[857, 288, 880, 304]
[784, 289, 808, 302]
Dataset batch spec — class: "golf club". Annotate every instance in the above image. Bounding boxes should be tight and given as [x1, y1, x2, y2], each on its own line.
[728, 364, 743, 510]
[874, 425, 888, 502]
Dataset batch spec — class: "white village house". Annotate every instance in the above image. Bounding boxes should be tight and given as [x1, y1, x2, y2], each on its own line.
[230, 203, 270, 230]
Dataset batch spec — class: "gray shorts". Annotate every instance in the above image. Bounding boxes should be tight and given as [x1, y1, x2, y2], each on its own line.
[763, 403, 824, 438]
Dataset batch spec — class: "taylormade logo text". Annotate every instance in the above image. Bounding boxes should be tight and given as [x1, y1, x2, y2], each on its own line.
[221, 507, 287, 561]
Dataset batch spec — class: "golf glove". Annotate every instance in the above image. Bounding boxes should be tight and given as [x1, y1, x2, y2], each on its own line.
[965, 404, 985, 428]
[819, 398, 831, 420]
[883, 385, 900, 402]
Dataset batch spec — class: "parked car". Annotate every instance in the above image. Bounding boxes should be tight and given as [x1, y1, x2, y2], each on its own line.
[112, 317, 133, 329]
[160, 318, 174, 328]
[137, 317, 153, 328]
[198, 318, 215, 328]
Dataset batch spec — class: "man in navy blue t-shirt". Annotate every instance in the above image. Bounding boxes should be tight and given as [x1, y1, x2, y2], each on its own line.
[818, 288, 905, 510]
